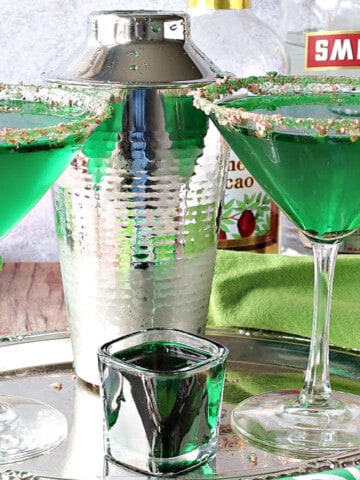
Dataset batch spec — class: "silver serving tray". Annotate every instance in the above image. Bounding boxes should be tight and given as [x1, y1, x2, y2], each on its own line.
[1, 328, 360, 480]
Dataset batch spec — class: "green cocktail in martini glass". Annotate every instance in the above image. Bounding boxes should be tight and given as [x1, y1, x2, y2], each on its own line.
[195, 74, 360, 458]
[0, 83, 111, 463]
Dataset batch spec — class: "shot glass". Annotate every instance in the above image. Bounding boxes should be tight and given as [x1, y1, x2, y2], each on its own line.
[98, 328, 228, 476]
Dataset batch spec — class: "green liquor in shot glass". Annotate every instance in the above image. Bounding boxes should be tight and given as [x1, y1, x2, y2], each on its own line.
[98, 328, 228, 476]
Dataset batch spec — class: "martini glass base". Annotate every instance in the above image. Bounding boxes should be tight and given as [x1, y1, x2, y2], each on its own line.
[231, 390, 360, 459]
[0, 394, 67, 464]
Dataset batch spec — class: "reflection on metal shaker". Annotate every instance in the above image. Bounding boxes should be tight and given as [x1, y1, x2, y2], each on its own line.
[45, 11, 227, 385]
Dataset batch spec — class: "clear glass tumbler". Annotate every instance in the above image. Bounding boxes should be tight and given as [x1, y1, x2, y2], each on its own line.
[98, 328, 228, 476]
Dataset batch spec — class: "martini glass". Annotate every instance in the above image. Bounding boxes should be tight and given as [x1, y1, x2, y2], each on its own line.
[0, 82, 111, 463]
[195, 74, 360, 458]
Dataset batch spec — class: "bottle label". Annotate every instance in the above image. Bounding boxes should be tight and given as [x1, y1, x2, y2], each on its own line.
[305, 31, 360, 70]
[218, 149, 278, 250]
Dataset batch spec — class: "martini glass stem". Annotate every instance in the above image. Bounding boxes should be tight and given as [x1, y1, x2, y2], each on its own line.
[299, 241, 340, 407]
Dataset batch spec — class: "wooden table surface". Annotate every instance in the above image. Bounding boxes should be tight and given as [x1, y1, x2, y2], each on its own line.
[0, 263, 68, 335]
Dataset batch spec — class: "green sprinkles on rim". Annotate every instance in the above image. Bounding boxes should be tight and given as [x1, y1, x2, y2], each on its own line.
[0, 83, 113, 147]
[193, 74, 360, 138]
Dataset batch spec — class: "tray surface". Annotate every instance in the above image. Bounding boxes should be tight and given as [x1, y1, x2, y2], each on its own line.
[1, 328, 360, 479]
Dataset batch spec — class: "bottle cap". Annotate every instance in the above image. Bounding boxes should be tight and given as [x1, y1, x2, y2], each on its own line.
[188, 0, 251, 9]
[44, 11, 222, 88]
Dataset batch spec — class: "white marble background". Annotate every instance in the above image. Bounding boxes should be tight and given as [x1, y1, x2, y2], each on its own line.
[0, 0, 281, 261]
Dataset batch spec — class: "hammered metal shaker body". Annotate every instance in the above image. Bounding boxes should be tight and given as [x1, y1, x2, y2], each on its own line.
[45, 11, 227, 385]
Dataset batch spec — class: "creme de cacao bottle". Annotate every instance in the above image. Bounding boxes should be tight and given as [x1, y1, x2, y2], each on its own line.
[280, 0, 360, 254]
[188, 0, 289, 252]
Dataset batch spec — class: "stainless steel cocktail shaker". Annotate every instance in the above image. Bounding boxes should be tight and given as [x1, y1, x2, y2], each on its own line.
[45, 11, 227, 385]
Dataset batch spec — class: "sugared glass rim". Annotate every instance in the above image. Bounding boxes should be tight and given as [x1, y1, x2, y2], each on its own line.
[193, 74, 360, 138]
[0, 83, 113, 146]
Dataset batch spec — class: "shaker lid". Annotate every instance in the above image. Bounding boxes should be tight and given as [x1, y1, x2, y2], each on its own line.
[44, 11, 222, 88]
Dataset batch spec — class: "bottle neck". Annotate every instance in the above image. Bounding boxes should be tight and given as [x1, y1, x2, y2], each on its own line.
[188, 0, 251, 9]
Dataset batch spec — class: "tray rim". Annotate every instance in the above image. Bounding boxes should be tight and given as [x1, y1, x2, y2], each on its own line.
[2, 325, 360, 352]
[1, 327, 360, 480]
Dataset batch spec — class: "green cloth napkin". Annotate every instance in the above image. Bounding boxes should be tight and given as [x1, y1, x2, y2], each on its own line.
[208, 250, 360, 351]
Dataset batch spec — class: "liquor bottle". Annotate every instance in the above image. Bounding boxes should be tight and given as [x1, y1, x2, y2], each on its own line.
[280, 0, 360, 76]
[188, 0, 289, 252]
[280, 0, 360, 254]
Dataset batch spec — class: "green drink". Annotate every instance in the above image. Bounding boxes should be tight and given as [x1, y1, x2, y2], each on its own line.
[98, 329, 228, 475]
[112, 340, 223, 456]
[114, 340, 212, 369]
[0, 101, 84, 237]
[195, 75, 360, 458]
[217, 93, 360, 242]
[0, 86, 111, 240]
[0, 83, 111, 464]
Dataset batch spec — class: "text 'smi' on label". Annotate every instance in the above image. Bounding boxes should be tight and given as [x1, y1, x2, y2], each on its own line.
[305, 31, 360, 70]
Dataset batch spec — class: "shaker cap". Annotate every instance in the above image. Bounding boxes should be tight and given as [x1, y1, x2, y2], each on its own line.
[44, 11, 222, 88]
[188, 0, 251, 9]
